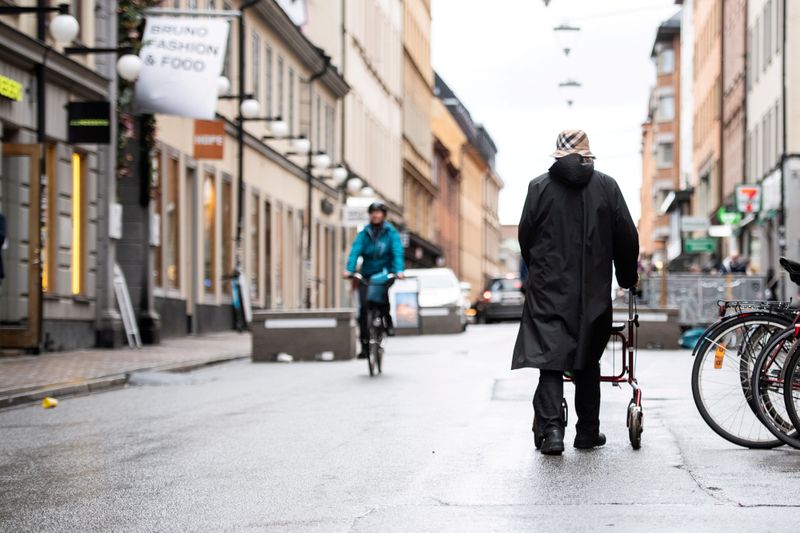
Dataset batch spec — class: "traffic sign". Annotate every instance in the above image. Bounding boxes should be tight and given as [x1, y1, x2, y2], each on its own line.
[684, 238, 716, 254]
[716, 207, 742, 226]
[736, 184, 762, 213]
[681, 216, 710, 232]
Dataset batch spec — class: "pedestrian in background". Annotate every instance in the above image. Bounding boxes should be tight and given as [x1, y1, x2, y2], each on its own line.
[513, 130, 639, 456]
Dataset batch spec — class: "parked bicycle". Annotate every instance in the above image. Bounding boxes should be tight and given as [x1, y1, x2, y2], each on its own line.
[691, 257, 800, 449]
[350, 272, 396, 376]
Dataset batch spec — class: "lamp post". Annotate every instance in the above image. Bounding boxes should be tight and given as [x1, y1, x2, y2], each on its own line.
[0, 3, 79, 352]
[553, 23, 581, 56]
[558, 79, 582, 107]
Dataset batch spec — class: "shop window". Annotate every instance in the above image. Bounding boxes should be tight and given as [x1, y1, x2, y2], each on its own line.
[152, 151, 163, 288]
[249, 192, 259, 302]
[203, 172, 216, 294]
[42, 146, 56, 293]
[166, 157, 180, 290]
[71, 153, 86, 296]
[222, 177, 233, 295]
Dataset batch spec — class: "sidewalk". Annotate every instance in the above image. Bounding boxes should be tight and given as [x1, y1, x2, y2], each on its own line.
[0, 332, 251, 409]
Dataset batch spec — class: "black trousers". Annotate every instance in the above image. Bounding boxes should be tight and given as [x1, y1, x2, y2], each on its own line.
[357, 283, 391, 351]
[533, 363, 601, 435]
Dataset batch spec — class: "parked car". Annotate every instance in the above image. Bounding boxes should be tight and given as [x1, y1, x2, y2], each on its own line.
[405, 268, 468, 331]
[474, 275, 525, 323]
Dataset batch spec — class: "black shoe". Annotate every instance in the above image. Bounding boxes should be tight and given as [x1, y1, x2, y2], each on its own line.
[540, 429, 565, 456]
[357, 351, 368, 359]
[532, 416, 544, 449]
[574, 431, 606, 450]
[387, 325, 396, 337]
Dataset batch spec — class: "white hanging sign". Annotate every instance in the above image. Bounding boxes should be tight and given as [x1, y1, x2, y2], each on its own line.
[135, 17, 230, 119]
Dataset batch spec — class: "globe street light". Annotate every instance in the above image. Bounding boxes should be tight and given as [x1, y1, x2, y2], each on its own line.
[217, 76, 231, 96]
[116, 54, 143, 82]
[331, 166, 349, 185]
[312, 152, 331, 170]
[346, 177, 363, 194]
[269, 119, 289, 137]
[293, 136, 311, 153]
[360, 186, 375, 198]
[240, 98, 261, 120]
[50, 12, 80, 43]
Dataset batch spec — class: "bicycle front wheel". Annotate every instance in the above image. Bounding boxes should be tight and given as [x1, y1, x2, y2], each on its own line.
[783, 337, 800, 432]
[691, 313, 789, 448]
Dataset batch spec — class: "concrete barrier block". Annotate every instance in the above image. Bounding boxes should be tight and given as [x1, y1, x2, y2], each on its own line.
[420, 305, 463, 335]
[252, 309, 357, 362]
[613, 306, 681, 350]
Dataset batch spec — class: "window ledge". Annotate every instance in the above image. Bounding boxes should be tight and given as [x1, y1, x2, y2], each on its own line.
[72, 295, 91, 305]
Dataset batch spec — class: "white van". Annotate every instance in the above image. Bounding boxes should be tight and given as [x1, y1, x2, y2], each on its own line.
[404, 268, 468, 331]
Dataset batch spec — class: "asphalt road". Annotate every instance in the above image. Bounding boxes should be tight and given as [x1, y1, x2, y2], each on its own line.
[1, 323, 799, 532]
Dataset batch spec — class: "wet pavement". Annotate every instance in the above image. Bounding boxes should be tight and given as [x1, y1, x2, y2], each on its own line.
[1, 323, 798, 532]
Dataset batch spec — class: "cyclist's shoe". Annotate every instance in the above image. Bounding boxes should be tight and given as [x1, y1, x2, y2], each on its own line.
[357, 351, 368, 359]
[574, 431, 606, 450]
[540, 429, 565, 455]
[358, 343, 369, 359]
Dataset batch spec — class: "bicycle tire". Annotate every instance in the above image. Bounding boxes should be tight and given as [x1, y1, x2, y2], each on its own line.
[367, 309, 379, 377]
[783, 336, 800, 432]
[750, 327, 800, 448]
[691, 313, 790, 448]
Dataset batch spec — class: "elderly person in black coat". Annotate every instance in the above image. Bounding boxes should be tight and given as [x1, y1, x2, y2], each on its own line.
[513, 130, 639, 455]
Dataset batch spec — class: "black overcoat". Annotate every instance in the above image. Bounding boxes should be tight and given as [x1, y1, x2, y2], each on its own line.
[512, 154, 639, 371]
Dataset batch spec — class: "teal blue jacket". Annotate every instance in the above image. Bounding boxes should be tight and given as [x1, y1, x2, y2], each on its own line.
[346, 222, 405, 277]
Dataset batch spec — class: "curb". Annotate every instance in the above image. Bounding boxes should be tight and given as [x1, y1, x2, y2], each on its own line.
[0, 353, 249, 410]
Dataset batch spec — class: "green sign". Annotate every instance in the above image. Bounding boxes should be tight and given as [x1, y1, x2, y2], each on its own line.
[685, 238, 716, 254]
[716, 207, 741, 226]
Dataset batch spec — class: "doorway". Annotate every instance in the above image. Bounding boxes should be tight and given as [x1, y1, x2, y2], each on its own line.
[0, 144, 42, 349]
[185, 166, 199, 334]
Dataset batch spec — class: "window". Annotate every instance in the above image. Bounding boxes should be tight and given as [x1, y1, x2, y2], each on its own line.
[655, 142, 674, 169]
[203, 172, 216, 294]
[325, 104, 335, 156]
[656, 94, 675, 122]
[288, 68, 295, 135]
[153, 151, 163, 288]
[657, 48, 675, 74]
[222, 177, 233, 295]
[315, 95, 322, 148]
[252, 31, 260, 102]
[755, 18, 760, 83]
[71, 153, 86, 295]
[166, 157, 180, 290]
[264, 200, 272, 308]
[277, 57, 284, 120]
[747, 28, 752, 90]
[187, 0, 197, 8]
[777, 0, 783, 55]
[265, 44, 273, 116]
[249, 192, 259, 302]
[764, 2, 771, 68]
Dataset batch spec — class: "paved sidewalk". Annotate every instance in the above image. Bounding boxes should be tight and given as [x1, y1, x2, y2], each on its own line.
[0, 332, 251, 409]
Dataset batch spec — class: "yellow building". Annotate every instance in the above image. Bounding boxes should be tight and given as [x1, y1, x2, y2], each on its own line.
[402, 0, 438, 267]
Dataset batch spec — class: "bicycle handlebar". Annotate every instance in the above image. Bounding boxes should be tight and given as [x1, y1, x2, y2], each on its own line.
[349, 273, 397, 287]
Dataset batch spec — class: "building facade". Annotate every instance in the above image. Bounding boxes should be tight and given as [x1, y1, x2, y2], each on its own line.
[692, 0, 723, 227]
[434, 73, 502, 301]
[640, 12, 682, 265]
[401, 0, 438, 268]
[133, 0, 349, 341]
[0, 1, 117, 352]
[304, 0, 404, 215]
[431, 96, 465, 278]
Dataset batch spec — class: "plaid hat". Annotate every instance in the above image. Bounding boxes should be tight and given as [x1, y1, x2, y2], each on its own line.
[551, 129, 595, 159]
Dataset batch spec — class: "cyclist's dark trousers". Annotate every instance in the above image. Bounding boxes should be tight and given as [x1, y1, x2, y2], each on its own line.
[357, 284, 391, 352]
[533, 362, 601, 434]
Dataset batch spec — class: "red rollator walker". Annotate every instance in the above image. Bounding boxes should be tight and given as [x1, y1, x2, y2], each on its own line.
[563, 289, 643, 449]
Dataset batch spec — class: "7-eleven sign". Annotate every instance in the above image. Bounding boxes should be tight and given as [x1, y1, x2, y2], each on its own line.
[735, 185, 762, 213]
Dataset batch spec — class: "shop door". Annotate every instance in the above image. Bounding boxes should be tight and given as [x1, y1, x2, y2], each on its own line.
[0, 144, 41, 349]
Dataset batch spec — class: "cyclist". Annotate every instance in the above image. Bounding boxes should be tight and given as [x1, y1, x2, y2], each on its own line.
[343, 202, 405, 359]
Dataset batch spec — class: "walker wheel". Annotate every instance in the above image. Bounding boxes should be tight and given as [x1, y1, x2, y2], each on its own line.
[627, 400, 643, 450]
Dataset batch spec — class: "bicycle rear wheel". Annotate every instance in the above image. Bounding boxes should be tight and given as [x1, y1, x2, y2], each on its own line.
[691, 313, 789, 448]
[367, 309, 379, 377]
[750, 327, 800, 448]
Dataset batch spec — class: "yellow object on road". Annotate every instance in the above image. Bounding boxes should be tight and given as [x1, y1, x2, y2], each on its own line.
[41, 397, 59, 409]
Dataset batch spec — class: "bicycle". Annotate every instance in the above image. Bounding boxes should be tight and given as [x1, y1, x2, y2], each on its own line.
[351, 272, 396, 376]
[691, 257, 800, 448]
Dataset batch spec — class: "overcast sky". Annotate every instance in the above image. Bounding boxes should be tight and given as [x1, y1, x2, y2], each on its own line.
[431, 0, 681, 225]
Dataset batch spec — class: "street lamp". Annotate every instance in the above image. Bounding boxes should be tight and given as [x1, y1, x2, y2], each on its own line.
[331, 166, 349, 185]
[217, 76, 232, 96]
[360, 186, 375, 198]
[553, 23, 581, 56]
[269, 120, 289, 137]
[346, 177, 364, 194]
[312, 152, 331, 170]
[116, 54, 144, 82]
[558, 79, 582, 107]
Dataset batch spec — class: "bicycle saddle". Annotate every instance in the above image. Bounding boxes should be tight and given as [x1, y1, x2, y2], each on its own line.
[779, 257, 800, 284]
